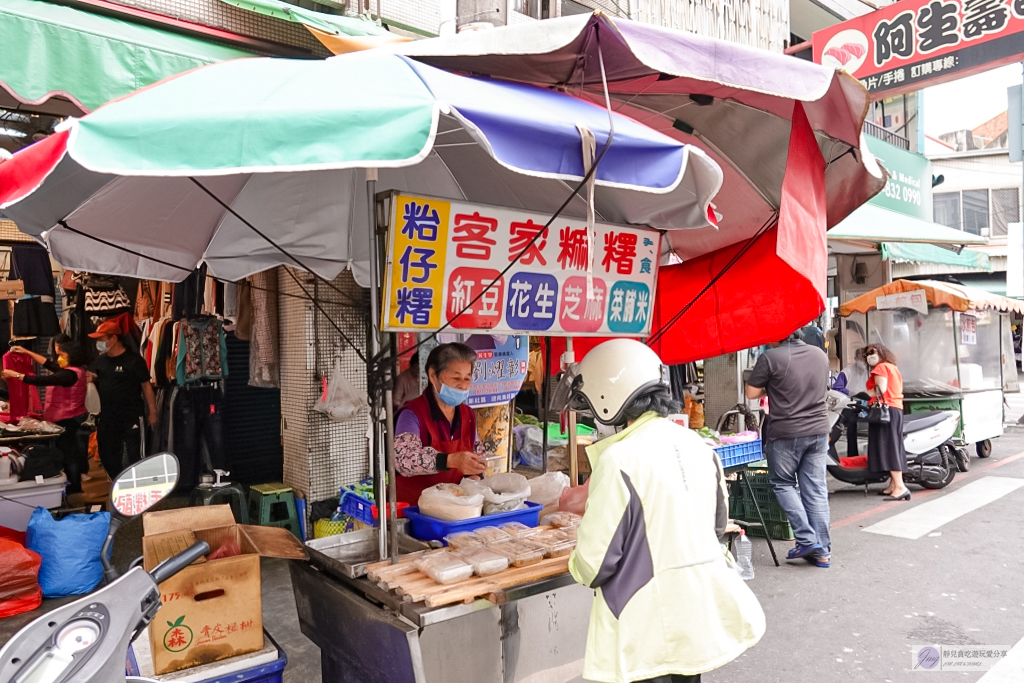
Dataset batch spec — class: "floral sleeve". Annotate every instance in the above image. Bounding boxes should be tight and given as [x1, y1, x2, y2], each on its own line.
[395, 431, 441, 476]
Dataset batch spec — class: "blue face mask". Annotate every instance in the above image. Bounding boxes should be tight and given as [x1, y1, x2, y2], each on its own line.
[437, 382, 470, 407]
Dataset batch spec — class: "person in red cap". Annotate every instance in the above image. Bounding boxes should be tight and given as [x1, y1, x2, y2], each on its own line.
[89, 320, 157, 480]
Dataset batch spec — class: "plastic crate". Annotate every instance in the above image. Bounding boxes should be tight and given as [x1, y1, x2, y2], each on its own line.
[404, 501, 542, 543]
[127, 631, 286, 682]
[339, 491, 409, 527]
[742, 497, 789, 524]
[747, 520, 795, 541]
[742, 469, 771, 487]
[713, 440, 763, 469]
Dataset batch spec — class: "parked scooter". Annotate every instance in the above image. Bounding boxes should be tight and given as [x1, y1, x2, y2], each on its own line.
[0, 452, 208, 683]
[825, 390, 967, 491]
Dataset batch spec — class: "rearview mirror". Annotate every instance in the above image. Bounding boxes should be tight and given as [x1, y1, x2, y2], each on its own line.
[110, 452, 179, 517]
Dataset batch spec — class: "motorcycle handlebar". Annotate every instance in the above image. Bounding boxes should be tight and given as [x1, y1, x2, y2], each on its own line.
[150, 542, 210, 585]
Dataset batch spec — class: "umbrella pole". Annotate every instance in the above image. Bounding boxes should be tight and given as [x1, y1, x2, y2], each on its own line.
[365, 170, 388, 560]
[565, 338, 578, 487]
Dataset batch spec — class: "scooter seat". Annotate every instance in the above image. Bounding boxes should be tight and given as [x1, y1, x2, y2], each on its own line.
[902, 411, 947, 434]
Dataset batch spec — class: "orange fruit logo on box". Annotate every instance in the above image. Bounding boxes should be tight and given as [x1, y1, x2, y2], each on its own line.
[163, 616, 193, 652]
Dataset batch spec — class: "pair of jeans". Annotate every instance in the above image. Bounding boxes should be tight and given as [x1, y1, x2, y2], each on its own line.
[765, 434, 831, 554]
[96, 413, 143, 481]
[55, 414, 89, 493]
[173, 385, 226, 488]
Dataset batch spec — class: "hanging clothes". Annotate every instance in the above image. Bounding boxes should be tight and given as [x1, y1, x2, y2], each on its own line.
[11, 244, 55, 298]
[171, 383, 227, 488]
[223, 282, 239, 321]
[176, 318, 229, 385]
[136, 280, 159, 320]
[234, 279, 253, 341]
[173, 266, 207, 321]
[12, 297, 60, 338]
[203, 275, 217, 315]
[247, 270, 279, 389]
[3, 351, 41, 421]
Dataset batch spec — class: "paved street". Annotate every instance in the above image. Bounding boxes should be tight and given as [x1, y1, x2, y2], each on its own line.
[714, 426, 1024, 683]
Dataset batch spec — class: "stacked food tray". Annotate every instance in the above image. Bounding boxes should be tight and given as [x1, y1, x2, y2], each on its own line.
[365, 514, 582, 609]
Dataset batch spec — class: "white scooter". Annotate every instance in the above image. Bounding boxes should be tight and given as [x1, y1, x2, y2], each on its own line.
[825, 390, 967, 491]
[0, 453, 208, 683]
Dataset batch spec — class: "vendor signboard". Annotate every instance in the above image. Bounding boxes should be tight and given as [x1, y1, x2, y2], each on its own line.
[383, 194, 661, 337]
[812, 0, 1024, 98]
[465, 335, 529, 407]
[877, 289, 929, 315]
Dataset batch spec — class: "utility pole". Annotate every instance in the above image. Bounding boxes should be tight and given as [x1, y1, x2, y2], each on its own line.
[1007, 64, 1024, 297]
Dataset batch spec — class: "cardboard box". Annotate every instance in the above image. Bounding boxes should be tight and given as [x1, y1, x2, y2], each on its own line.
[141, 505, 306, 675]
[0, 281, 24, 300]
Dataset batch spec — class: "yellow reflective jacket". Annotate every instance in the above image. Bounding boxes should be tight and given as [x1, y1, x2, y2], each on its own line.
[568, 413, 766, 683]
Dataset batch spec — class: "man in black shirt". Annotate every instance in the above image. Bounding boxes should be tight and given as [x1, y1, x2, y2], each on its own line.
[89, 320, 157, 479]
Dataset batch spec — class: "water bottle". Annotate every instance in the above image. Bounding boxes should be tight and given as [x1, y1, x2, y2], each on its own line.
[735, 530, 755, 581]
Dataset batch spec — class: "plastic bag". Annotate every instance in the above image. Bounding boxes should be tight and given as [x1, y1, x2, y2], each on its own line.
[513, 424, 544, 468]
[418, 483, 484, 521]
[0, 538, 41, 618]
[527, 472, 569, 509]
[313, 359, 367, 423]
[26, 508, 110, 598]
[462, 473, 531, 515]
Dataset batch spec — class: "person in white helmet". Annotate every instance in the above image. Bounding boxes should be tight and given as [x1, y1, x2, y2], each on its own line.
[559, 339, 765, 683]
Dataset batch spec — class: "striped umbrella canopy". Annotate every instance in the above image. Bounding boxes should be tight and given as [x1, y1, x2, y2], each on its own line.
[0, 51, 722, 284]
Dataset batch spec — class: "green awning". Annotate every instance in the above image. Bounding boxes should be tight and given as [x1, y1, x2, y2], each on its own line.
[217, 0, 393, 37]
[0, 0, 253, 113]
[827, 203, 987, 246]
[881, 242, 992, 271]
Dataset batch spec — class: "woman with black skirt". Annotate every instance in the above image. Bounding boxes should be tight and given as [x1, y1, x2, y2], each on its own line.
[865, 343, 910, 501]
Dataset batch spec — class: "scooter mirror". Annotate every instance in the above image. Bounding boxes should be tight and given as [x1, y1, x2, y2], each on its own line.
[110, 452, 180, 517]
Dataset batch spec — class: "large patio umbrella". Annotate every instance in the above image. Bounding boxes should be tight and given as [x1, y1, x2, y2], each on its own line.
[0, 51, 722, 284]
[396, 13, 887, 362]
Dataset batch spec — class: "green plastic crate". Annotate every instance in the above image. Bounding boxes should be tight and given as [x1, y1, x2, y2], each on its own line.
[743, 469, 771, 486]
[546, 423, 596, 442]
[747, 520, 795, 541]
[742, 497, 789, 524]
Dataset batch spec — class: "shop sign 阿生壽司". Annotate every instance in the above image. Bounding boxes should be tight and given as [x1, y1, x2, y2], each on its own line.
[382, 194, 661, 337]
[812, 0, 1024, 98]
[865, 136, 933, 220]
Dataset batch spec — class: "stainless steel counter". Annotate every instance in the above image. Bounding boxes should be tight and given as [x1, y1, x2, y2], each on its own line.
[291, 530, 592, 683]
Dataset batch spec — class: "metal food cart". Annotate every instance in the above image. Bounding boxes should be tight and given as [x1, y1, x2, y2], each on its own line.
[291, 528, 592, 683]
[839, 280, 1023, 457]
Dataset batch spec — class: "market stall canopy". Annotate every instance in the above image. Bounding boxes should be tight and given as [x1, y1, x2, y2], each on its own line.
[827, 204, 987, 247]
[881, 243, 991, 272]
[0, 0, 254, 116]
[0, 51, 722, 283]
[394, 12, 886, 363]
[840, 280, 1024, 317]
[216, 0, 410, 53]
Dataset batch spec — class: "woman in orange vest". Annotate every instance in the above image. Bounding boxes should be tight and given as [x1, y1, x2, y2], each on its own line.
[394, 343, 489, 505]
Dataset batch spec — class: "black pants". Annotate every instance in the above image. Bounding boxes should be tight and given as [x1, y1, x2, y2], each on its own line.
[636, 676, 701, 683]
[55, 414, 89, 493]
[173, 385, 227, 488]
[97, 414, 143, 481]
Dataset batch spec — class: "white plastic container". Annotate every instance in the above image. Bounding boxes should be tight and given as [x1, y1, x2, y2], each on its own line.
[0, 474, 67, 531]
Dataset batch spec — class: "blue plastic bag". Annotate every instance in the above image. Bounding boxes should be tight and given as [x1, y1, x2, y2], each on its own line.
[25, 508, 110, 598]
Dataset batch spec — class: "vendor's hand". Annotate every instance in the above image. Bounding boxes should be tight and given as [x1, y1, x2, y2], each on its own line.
[86, 372, 97, 384]
[447, 451, 486, 476]
[1, 369, 20, 380]
[558, 480, 590, 516]
[9, 346, 27, 355]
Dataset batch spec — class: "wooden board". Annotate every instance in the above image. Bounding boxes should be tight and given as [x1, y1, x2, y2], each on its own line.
[366, 549, 571, 609]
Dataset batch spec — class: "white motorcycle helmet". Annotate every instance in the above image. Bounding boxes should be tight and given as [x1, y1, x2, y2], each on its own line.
[565, 339, 670, 425]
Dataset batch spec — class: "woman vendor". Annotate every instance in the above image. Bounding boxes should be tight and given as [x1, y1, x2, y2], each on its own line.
[395, 343, 490, 504]
[2, 336, 90, 492]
